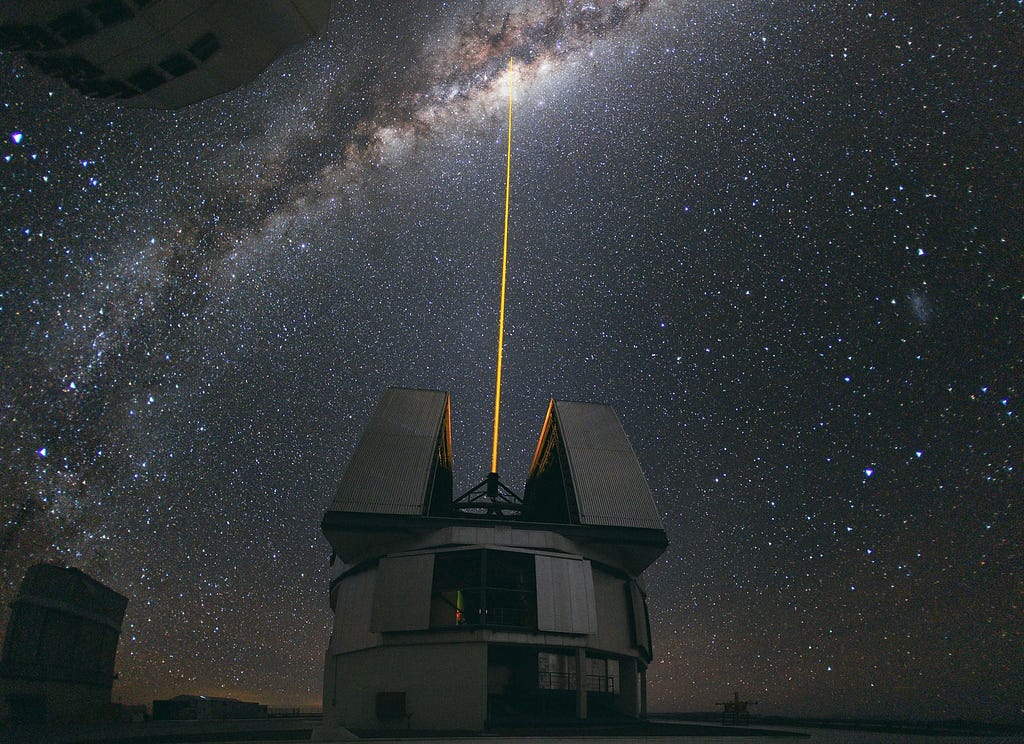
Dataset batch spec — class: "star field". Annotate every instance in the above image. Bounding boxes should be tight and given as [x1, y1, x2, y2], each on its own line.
[1, 0, 1021, 722]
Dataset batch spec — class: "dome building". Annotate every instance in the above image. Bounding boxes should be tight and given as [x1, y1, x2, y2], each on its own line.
[0, 564, 127, 723]
[319, 387, 668, 732]
[0, 0, 331, 108]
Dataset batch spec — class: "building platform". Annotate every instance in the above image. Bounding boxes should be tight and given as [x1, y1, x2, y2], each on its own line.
[0, 716, 811, 744]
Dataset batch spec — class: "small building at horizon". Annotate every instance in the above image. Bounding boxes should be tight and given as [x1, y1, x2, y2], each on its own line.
[152, 694, 267, 721]
[319, 387, 668, 732]
[0, 563, 127, 723]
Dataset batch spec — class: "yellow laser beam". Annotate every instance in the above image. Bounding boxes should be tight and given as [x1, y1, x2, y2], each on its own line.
[491, 57, 514, 474]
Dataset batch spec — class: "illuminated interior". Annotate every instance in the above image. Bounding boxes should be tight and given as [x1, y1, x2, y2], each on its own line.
[430, 549, 537, 629]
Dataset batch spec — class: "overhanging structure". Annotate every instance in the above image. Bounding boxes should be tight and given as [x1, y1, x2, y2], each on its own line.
[0, 0, 331, 108]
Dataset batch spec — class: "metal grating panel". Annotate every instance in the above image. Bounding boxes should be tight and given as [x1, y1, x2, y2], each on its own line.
[536, 554, 597, 634]
[629, 580, 651, 656]
[330, 388, 451, 515]
[552, 401, 664, 530]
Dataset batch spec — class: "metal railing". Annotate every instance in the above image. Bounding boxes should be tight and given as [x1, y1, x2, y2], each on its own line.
[434, 587, 536, 628]
[537, 672, 616, 694]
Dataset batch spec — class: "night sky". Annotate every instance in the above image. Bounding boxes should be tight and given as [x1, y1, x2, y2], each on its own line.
[1, 0, 1021, 723]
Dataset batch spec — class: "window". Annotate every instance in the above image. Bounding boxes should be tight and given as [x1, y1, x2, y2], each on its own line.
[537, 651, 575, 690]
[76, 77, 136, 99]
[587, 657, 618, 693]
[537, 652, 619, 693]
[430, 550, 481, 627]
[48, 11, 97, 44]
[88, 0, 133, 26]
[27, 53, 100, 81]
[430, 550, 536, 629]
[188, 32, 220, 62]
[159, 53, 196, 78]
[127, 65, 165, 92]
[0, 25, 63, 53]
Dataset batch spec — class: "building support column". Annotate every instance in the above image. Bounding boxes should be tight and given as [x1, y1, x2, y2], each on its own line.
[640, 666, 648, 718]
[575, 647, 588, 720]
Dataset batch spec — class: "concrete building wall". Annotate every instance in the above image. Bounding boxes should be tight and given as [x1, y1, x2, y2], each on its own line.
[371, 554, 434, 632]
[328, 643, 488, 731]
[329, 566, 379, 655]
[0, 677, 110, 722]
[616, 657, 642, 717]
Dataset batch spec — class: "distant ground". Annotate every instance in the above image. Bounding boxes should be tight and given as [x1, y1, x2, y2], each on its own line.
[3, 715, 802, 743]
[1, 716, 315, 744]
[5, 713, 1024, 743]
[663, 712, 1024, 738]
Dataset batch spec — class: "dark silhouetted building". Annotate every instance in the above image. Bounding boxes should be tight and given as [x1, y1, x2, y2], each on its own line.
[1, 563, 127, 723]
[0, 0, 331, 108]
[319, 388, 668, 732]
[152, 694, 267, 720]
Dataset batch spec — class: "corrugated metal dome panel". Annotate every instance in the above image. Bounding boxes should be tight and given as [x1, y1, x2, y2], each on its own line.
[330, 388, 451, 515]
[552, 400, 664, 530]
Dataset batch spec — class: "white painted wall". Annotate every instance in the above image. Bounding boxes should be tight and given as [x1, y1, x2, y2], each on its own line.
[329, 642, 488, 731]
